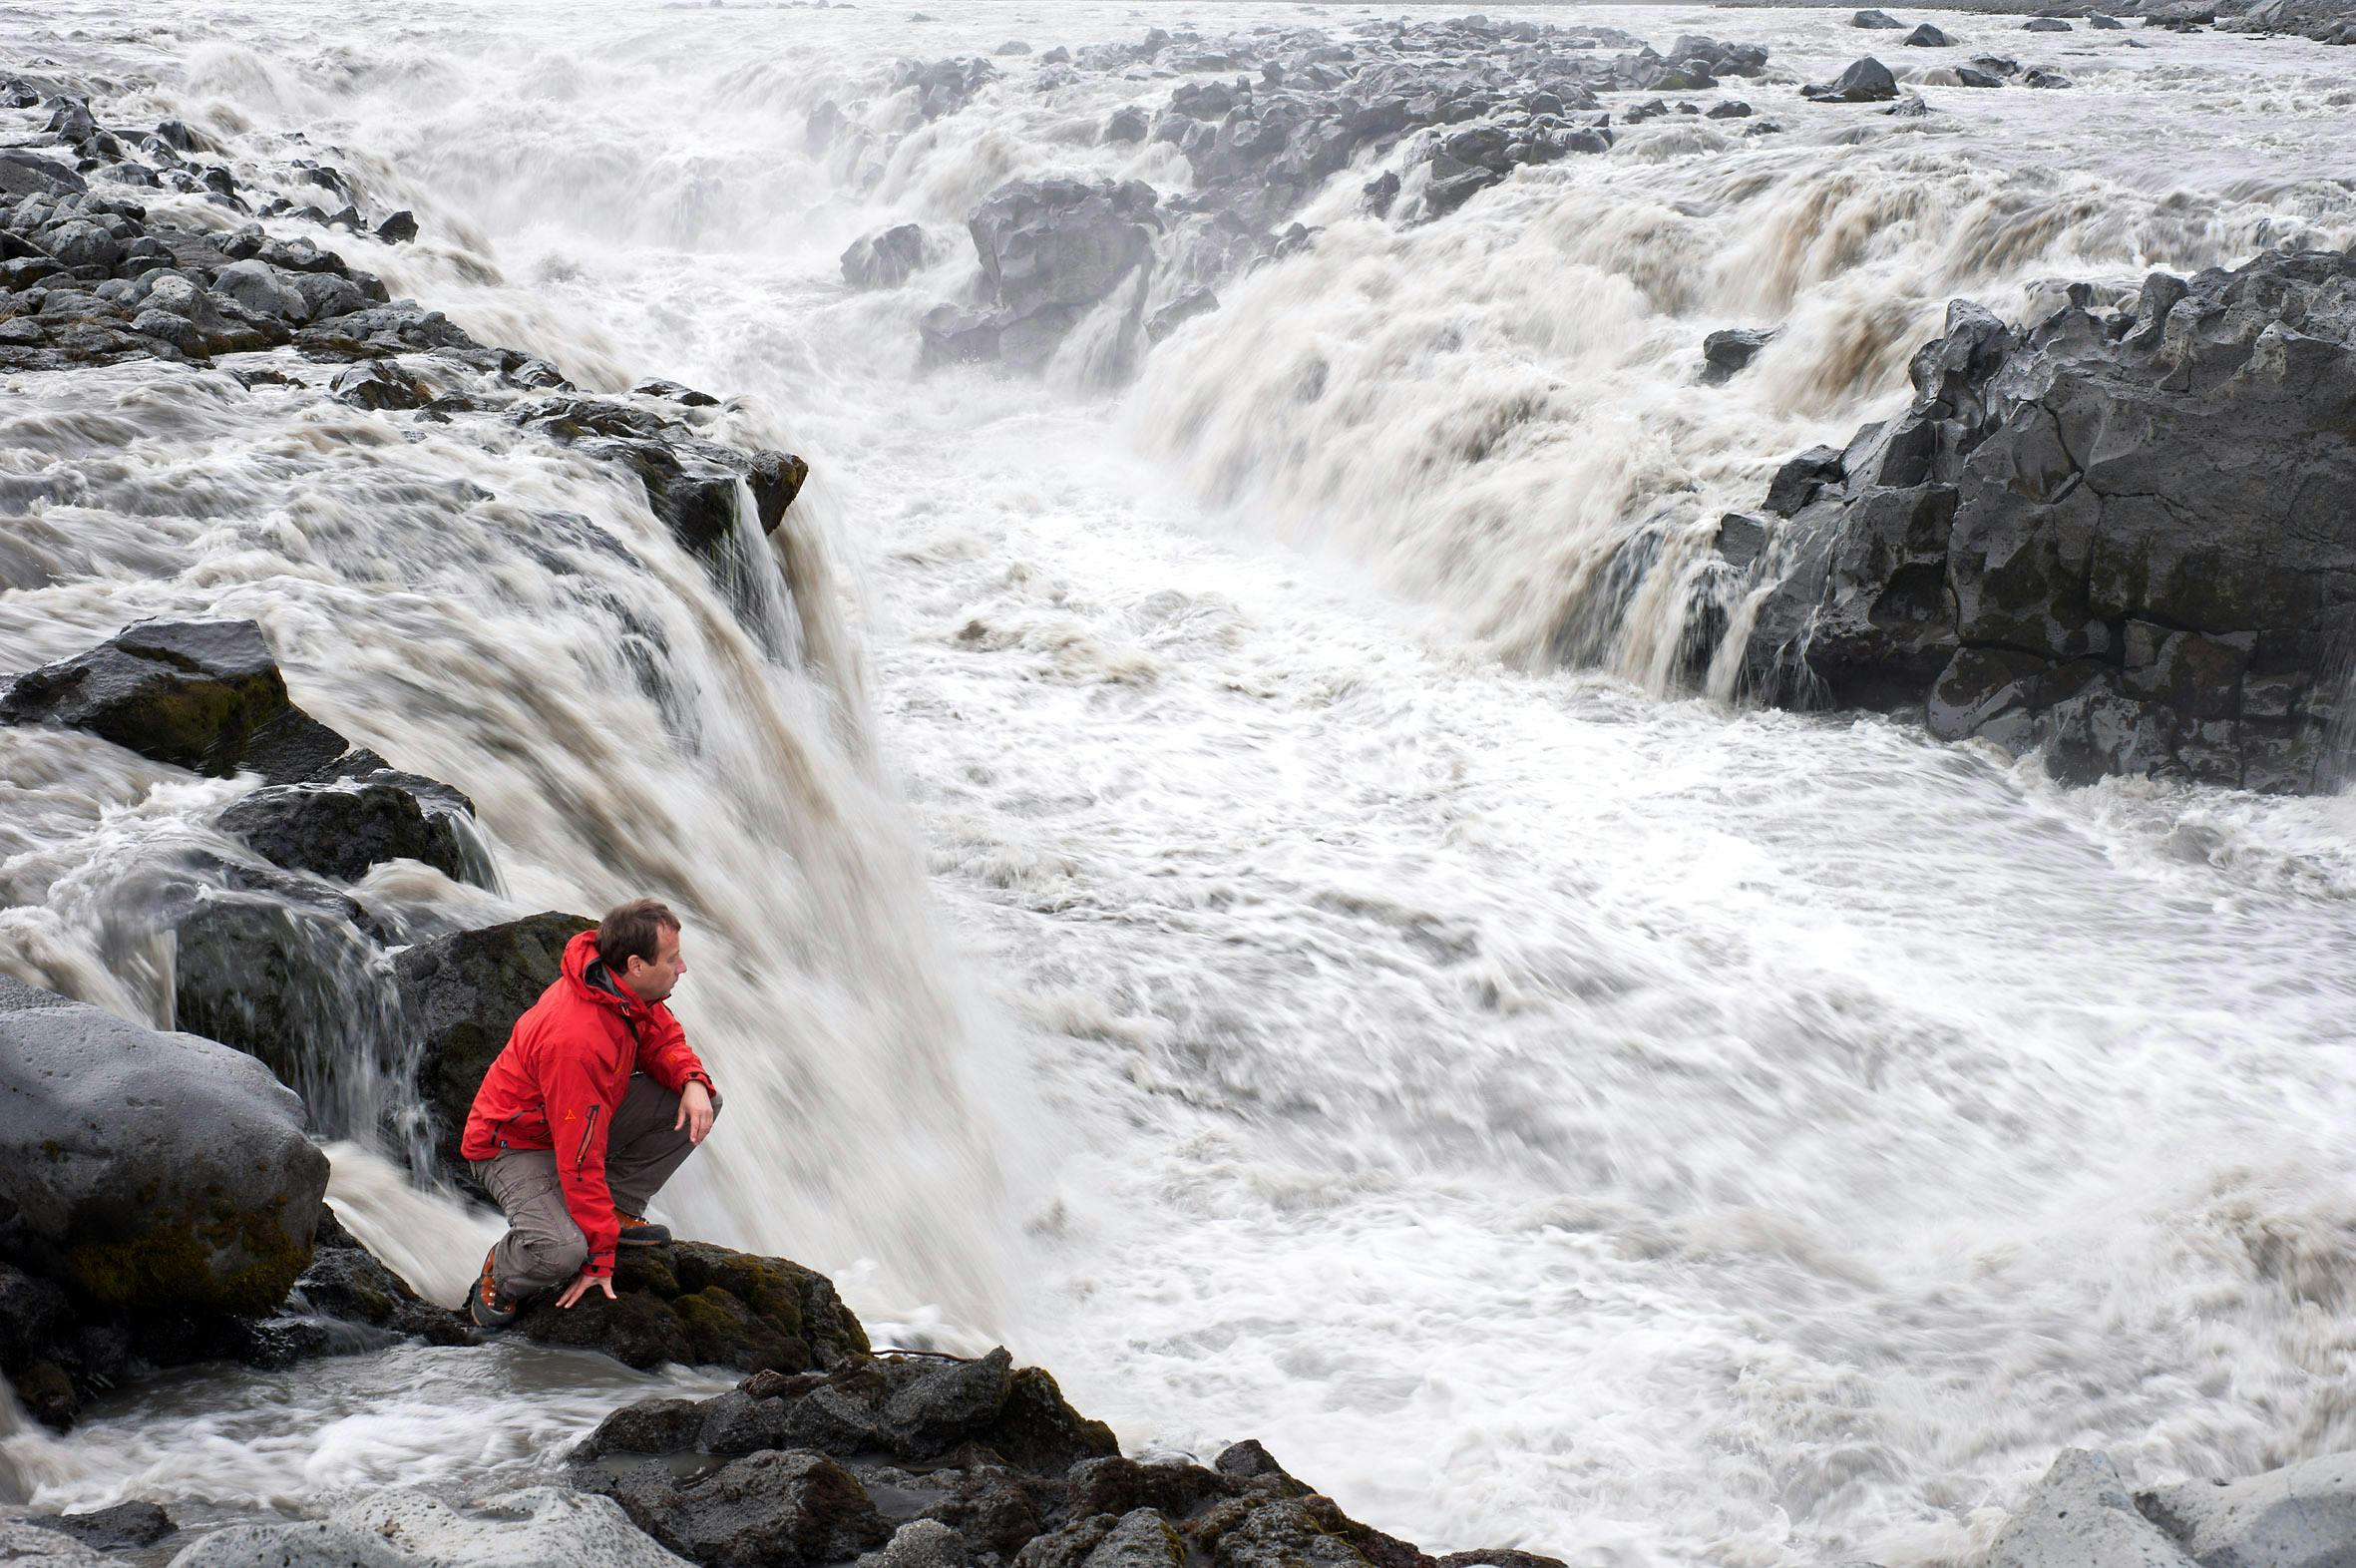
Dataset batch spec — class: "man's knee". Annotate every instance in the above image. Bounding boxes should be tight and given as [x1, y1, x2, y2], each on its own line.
[535, 1229, 589, 1280]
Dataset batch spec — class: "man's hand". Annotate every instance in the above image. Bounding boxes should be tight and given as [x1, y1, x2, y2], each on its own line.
[675, 1080, 715, 1145]
[557, 1269, 616, 1310]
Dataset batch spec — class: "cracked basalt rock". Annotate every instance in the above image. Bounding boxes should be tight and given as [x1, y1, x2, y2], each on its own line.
[1702, 244, 2356, 793]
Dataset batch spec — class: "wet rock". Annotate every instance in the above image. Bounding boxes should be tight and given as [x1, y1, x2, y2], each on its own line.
[511, 394, 809, 566]
[1701, 326, 1776, 384]
[27, 1501, 178, 1551]
[210, 257, 306, 320]
[0, 152, 86, 198]
[924, 177, 1159, 371]
[1904, 23, 1953, 45]
[328, 358, 431, 410]
[2136, 1452, 2356, 1566]
[0, 619, 354, 784]
[1710, 244, 2356, 793]
[1988, 1449, 2192, 1568]
[1886, 94, 1933, 116]
[391, 910, 594, 1175]
[512, 1240, 870, 1373]
[1706, 100, 1754, 118]
[841, 222, 932, 289]
[1852, 8, 1907, 25]
[894, 57, 997, 121]
[584, 1448, 890, 1568]
[292, 1204, 475, 1349]
[1102, 106, 1149, 144]
[634, 377, 721, 406]
[2089, 10, 2130, 24]
[2022, 68, 2075, 87]
[1955, 65, 2007, 86]
[579, 1397, 712, 1460]
[2023, 16, 2074, 30]
[1802, 57, 1900, 102]
[165, 863, 406, 1120]
[1146, 286, 1218, 342]
[0, 975, 327, 1418]
[374, 208, 418, 243]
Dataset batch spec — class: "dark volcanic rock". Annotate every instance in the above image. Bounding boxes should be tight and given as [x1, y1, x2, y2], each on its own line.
[570, 1355, 1556, 1568]
[0, 974, 327, 1423]
[513, 1240, 870, 1373]
[291, 1204, 475, 1350]
[924, 178, 1160, 371]
[1904, 23, 1954, 45]
[1708, 245, 2356, 793]
[842, 223, 933, 289]
[1702, 327, 1776, 384]
[0, 619, 350, 783]
[33, 1500, 180, 1550]
[218, 777, 479, 884]
[2023, 16, 2075, 30]
[1852, 8, 1907, 25]
[391, 910, 594, 1176]
[1802, 57, 1901, 102]
[513, 395, 809, 567]
[586, 1448, 889, 1568]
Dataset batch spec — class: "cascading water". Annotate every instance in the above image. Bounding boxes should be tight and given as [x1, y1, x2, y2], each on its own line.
[4, 3, 2356, 1565]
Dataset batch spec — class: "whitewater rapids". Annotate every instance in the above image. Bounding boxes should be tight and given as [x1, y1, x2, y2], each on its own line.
[3, 3, 2356, 1565]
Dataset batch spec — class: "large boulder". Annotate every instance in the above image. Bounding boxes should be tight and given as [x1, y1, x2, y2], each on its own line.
[922, 178, 1160, 370]
[1987, 1449, 2192, 1568]
[390, 911, 593, 1177]
[0, 619, 350, 783]
[0, 974, 327, 1420]
[1701, 327, 1776, 384]
[841, 223, 932, 289]
[1706, 244, 2356, 792]
[586, 1448, 889, 1568]
[513, 1240, 870, 1374]
[1802, 57, 1900, 102]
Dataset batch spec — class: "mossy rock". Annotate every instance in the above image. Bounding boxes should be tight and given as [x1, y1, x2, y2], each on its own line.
[516, 1239, 868, 1374]
[0, 619, 350, 782]
[63, 1192, 312, 1319]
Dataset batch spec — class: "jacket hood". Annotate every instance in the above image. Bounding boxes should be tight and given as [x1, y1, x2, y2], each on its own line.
[561, 929, 652, 1019]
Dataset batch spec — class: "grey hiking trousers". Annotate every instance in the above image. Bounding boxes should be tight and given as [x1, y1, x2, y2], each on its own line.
[471, 1073, 710, 1297]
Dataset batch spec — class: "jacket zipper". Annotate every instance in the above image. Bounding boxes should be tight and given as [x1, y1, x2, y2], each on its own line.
[575, 1103, 600, 1168]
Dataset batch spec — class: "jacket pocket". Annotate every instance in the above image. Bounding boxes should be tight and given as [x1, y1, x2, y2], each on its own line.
[574, 1103, 601, 1168]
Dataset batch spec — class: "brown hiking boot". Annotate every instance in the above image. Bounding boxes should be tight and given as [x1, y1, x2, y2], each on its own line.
[469, 1247, 518, 1329]
[616, 1210, 672, 1247]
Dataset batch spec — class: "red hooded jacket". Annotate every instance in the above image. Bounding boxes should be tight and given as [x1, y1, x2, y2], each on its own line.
[460, 930, 716, 1277]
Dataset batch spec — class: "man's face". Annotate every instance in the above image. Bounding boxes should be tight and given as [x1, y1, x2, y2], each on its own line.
[623, 926, 686, 1002]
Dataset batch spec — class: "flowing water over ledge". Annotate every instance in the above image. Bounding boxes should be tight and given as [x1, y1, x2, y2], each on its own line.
[4, 3, 2356, 1563]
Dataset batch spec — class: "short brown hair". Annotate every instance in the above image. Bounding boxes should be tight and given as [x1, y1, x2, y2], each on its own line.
[598, 898, 679, 969]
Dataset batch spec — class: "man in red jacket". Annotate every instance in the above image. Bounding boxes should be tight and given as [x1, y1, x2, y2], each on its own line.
[461, 898, 719, 1328]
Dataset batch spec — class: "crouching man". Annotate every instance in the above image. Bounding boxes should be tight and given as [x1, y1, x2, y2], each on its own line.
[462, 898, 719, 1329]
